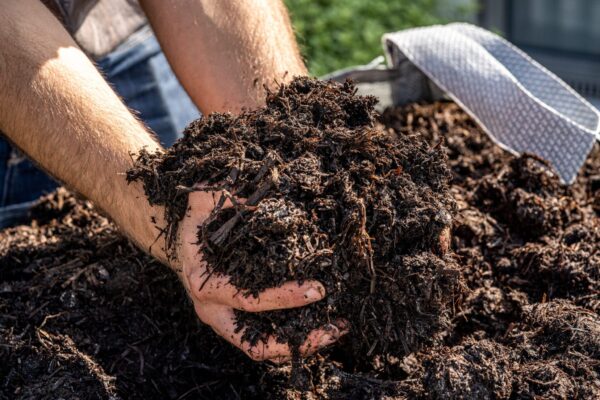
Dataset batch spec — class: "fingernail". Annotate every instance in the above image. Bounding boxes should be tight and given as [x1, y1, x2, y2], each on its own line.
[304, 285, 325, 302]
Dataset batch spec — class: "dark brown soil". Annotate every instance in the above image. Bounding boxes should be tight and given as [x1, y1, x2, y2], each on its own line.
[1, 99, 599, 399]
[126, 77, 461, 369]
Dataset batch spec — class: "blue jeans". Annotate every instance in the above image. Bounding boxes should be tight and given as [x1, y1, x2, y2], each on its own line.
[0, 25, 199, 228]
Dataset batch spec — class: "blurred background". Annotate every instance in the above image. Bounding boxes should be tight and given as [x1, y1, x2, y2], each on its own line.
[284, 0, 600, 108]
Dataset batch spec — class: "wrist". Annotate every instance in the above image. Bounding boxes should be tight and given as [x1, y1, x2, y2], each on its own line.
[92, 136, 172, 267]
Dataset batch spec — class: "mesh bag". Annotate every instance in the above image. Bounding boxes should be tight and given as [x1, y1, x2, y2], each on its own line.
[326, 23, 599, 184]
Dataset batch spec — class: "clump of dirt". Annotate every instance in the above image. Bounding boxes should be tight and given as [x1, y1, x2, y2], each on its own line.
[1, 101, 599, 399]
[127, 77, 462, 366]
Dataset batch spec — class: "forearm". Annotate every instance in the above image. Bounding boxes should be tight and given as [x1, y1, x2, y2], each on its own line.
[139, 0, 307, 114]
[0, 0, 168, 264]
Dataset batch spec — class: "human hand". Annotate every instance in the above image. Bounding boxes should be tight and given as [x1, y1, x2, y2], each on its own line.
[176, 190, 347, 362]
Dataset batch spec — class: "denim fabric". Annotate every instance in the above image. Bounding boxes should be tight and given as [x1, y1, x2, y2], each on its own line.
[0, 25, 200, 228]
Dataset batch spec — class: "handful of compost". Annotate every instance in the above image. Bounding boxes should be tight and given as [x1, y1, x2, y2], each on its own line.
[127, 77, 462, 367]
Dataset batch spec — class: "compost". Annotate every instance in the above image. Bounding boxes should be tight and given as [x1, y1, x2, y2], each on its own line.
[126, 77, 461, 369]
[1, 86, 599, 399]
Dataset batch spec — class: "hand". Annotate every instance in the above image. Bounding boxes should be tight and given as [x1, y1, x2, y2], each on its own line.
[177, 190, 347, 362]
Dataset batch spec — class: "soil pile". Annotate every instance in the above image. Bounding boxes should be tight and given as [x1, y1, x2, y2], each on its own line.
[0, 189, 266, 399]
[126, 77, 462, 366]
[376, 103, 600, 399]
[0, 100, 598, 399]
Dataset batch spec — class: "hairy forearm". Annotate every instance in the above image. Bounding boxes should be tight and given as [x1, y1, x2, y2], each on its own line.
[139, 0, 307, 114]
[0, 0, 168, 263]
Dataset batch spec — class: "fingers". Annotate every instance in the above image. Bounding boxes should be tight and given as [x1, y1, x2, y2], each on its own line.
[298, 319, 348, 356]
[190, 273, 326, 312]
[197, 303, 294, 361]
[270, 320, 349, 364]
[195, 303, 349, 362]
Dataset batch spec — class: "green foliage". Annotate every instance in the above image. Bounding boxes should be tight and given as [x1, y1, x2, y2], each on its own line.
[284, 0, 473, 76]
